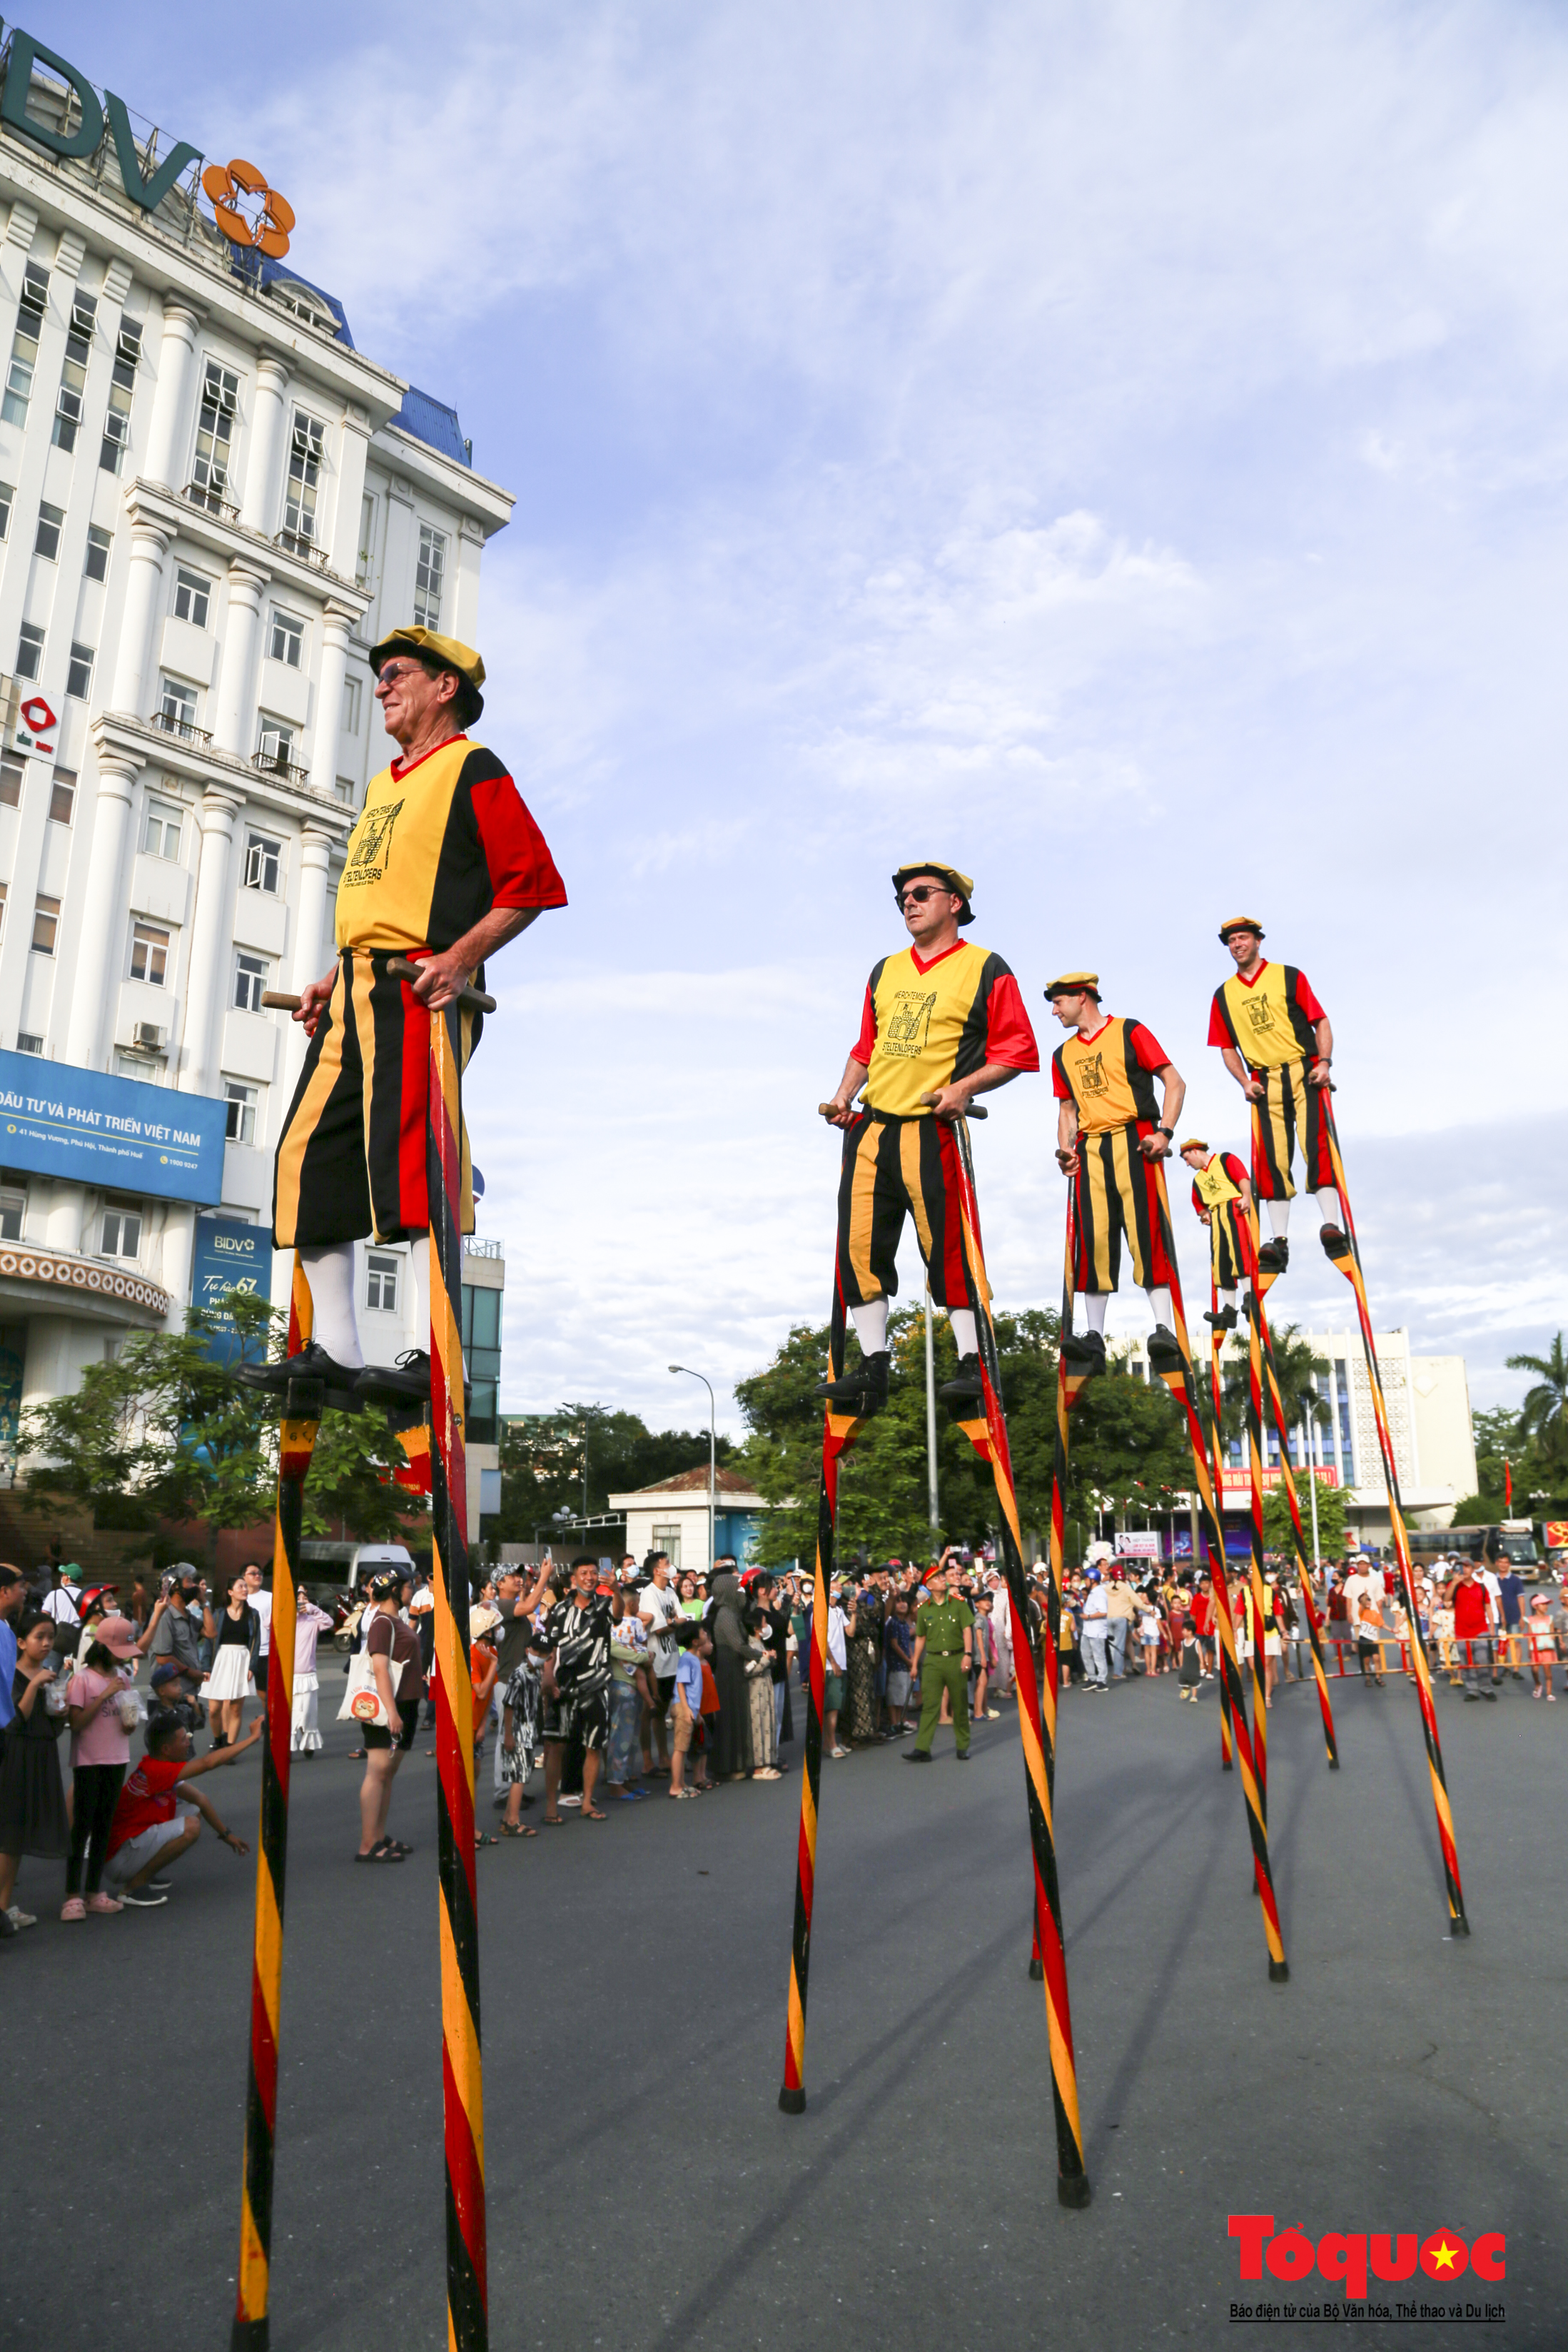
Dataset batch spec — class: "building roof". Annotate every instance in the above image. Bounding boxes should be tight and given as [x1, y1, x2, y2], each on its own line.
[389, 385, 471, 467]
[622, 1465, 758, 1499]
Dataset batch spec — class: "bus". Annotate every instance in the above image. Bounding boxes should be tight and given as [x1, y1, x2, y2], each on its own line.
[1409, 1523, 1540, 1572]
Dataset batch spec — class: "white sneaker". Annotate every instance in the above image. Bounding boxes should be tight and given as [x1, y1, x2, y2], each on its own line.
[6, 1906, 37, 1929]
[559, 1793, 582, 1808]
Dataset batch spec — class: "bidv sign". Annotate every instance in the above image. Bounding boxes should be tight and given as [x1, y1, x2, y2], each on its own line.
[0, 27, 293, 254]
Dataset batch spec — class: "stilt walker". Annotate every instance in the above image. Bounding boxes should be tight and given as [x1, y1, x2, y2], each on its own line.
[1320, 1094, 1468, 1931]
[1206, 1286, 1235, 1772]
[1043, 975, 1286, 1981]
[241, 625, 567, 2346]
[231, 1255, 320, 2352]
[1251, 1278, 1339, 1768]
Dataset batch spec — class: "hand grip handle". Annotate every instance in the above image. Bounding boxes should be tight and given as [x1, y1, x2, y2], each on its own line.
[386, 957, 497, 1014]
[261, 991, 302, 1012]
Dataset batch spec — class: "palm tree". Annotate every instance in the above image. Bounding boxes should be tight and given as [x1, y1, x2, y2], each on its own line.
[1507, 1333, 1568, 1465]
[1221, 1321, 1331, 1452]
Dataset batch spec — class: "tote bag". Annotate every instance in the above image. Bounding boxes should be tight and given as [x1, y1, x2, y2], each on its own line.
[336, 1623, 404, 1728]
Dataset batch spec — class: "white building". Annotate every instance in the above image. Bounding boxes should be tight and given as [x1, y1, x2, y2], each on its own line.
[0, 34, 511, 1528]
[610, 1465, 784, 1577]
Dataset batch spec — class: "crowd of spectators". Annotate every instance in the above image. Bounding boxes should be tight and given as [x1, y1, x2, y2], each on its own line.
[1, 1536, 1563, 1934]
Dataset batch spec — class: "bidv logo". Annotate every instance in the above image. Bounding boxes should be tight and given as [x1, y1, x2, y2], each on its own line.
[1230, 2215, 1504, 2313]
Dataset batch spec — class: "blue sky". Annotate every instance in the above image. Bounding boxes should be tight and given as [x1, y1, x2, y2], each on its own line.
[50, 1, 1568, 1433]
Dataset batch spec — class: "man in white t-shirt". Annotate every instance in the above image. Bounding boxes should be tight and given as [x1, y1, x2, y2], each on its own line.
[40, 1568, 81, 1628]
[639, 1553, 682, 1774]
[1342, 1560, 1386, 1629]
[1081, 1573, 1111, 1690]
[243, 1563, 273, 1694]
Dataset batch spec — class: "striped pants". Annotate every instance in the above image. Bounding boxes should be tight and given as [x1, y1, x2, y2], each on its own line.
[1071, 1122, 1173, 1294]
[1209, 1201, 1248, 1293]
[273, 949, 477, 1246]
[1248, 1060, 1332, 1202]
[836, 1111, 973, 1311]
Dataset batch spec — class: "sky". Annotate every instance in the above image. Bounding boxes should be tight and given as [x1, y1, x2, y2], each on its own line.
[50, 0, 1568, 1436]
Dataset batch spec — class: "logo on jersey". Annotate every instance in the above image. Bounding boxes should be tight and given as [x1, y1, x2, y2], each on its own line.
[1076, 1050, 1108, 1095]
[881, 990, 937, 1059]
[341, 798, 405, 889]
[1242, 995, 1275, 1034]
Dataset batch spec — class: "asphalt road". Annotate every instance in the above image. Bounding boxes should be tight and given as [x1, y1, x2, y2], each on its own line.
[2, 1664, 1562, 2352]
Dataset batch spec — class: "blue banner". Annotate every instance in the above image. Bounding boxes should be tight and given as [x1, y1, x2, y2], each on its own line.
[191, 1216, 272, 1363]
[0, 1049, 226, 1203]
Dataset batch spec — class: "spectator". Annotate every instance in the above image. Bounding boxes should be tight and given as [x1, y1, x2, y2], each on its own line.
[1138, 1593, 1163, 1679]
[843, 1570, 882, 1745]
[1444, 1559, 1497, 1701]
[290, 1594, 336, 1757]
[675, 1570, 703, 1620]
[101, 1709, 258, 1906]
[0, 1612, 70, 1928]
[985, 1569, 1016, 1697]
[750, 1574, 793, 1755]
[708, 1565, 755, 1780]
[971, 1591, 999, 1719]
[202, 1573, 260, 1747]
[148, 1568, 214, 1731]
[1081, 1572, 1111, 1692]
[1103, 1573, 1136, 1680]
[884, 1596, 915, 1735]
[39, 1564, 81, 1633]
[61, 1617, 145, 1917]
[0, 1565, 26, 1748]
[241, 1562, 273, 1698]
[823, 1580, 851, 1760]
[408, 1570, 437, 1730]
[1430, 1588, 1457, 1682]
[128, 1575, 152, 1635]
[639, 1553, 682, 1777]
[606, 1587, 649, 1805]
[496, 1563, 552, 1831]
[470, 1605, 502, 1785]
[541, 1555, 617, 1826]
[1178, 1620, 1204, 1700]
[668, 1623, 707, 1798]
[356, 1570, 425, 1860]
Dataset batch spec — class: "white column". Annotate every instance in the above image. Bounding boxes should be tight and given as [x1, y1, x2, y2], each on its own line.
[65, 752, 141, 1069]
[239, 353, 291, 537]
[181, 788, 244, 1096]
[142, 300, 203, 492]
[211, 562, 268, 754]
[45, 1178, 86, 1258]
[308, 605, 355, 799]
[108, 523, 171, 716]
[281, 824, 335, 1096]
[159, 1206, 198, 1332]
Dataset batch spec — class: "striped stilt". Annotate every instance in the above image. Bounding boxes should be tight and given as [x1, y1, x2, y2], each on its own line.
[1205, 1275, 1235, 1770]
[231, 1260, 316, 2352]
[1320, 1099, 1467, 1933]
[1241, 1222, 1271, 1816]
[1248, 1271, 1340, 1767]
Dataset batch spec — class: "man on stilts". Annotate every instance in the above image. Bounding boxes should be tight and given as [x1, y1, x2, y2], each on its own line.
[1180, 1139, 1255, 1329]
[241, 625, 567, 1400]
[1208, 918, 1342, 1278]
[1044, 974, 1186, 1380]
[819, 862, 1039, 1414]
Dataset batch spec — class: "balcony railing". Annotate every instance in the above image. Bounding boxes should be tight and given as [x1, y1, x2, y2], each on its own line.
[465, 1237, 505, 1261]
[148, 709, 213, 747]
[273, 527, 330, 571]
[183, 481, 240, 523]
[251, 747, 310, 787]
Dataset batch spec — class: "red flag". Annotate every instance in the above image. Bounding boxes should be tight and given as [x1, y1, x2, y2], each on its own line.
[1504, 1457, 1512, 1510]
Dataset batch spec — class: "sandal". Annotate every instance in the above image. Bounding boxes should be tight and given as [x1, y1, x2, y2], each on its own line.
[348, 1747, 366, 1760]
[668, 1787, 697, 1800]
[500, 1821, 537, 1838]
[582, 1806, 607, 1821]
[542, 1813, 566, 1827]
[355, 1843, 404, 1864]
[475, 1832, 499, 1848]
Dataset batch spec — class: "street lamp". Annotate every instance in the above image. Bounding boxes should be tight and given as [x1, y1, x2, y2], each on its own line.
[670, 1364, 717, 1576]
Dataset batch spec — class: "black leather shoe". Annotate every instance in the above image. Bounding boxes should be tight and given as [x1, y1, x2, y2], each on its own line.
[236, 1341, 363, 1408]
[1320, 1224, 1351, 1261]
[354, 1351, 437, 1408]
[814, 1348, 891, 1417]
[938, 1352, 988, 1407]
[903, 1747, 932, 1763]
[1204, 1304, 1238, 1331]
[954, 1749, 971, 1762]
[1257, 1238, 1290, 1274]
[1061, 1329, 1107, 1377]
[1146, 1325, 1185, 1376]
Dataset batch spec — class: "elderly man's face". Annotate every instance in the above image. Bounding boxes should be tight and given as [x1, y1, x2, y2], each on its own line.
[375, 655, 460, 749]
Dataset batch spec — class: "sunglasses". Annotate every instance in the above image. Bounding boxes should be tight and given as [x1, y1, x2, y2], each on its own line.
[899, 885, 951, 908]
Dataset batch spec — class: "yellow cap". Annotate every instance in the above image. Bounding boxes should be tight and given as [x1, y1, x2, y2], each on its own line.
[1178, 1137, 1209, 1154]
[1043, 971, 1100, 999]
[370, 625, 485, 712]
[1218, 914, 1265, 942]
[892, 861, 975, 924]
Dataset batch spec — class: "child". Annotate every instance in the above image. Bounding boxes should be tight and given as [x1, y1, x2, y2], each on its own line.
[1139, 1600, 1163, 1678]
[290, 1595, 336, 1757]
[469, 1608, 501, 1847]
[669, 1624, 705, 1799]
[1178, 1625, 1203, 1701]
[101, 1707, 259, 1906]
[697, 1629, 719, 1782]
[62, 1617, 142, 1918]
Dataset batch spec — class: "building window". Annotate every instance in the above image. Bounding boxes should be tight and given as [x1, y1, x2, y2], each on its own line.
[52, 289, 93, 452]
[66, 642, 95, 701]
[2, 263, 47, 427]
[254, 724, 295, 778]
[652, 1525, 682, 1571]
[343, 675, 362, 734]
[158, 677, 198, 735]
[365, 1251, 400, 1312]
[356, 493, 376, 587]
[48, 770, 75, 825]
[335, 775, 356, 804]
[233, 952, 268, 1012]
[0, 481, 12, 538]
[15, 623, 44, 682]
[224, 1081, 258, 1146]
[269, 609, 304, 667]
[101, 318, 140, 474]
[282, 410, 324, 545]
[142, 796, 183, 859]
[115, 1050, 163, 1084]
[31, 895, 59, 955]
[16, 1033, 43, 1054]
[100, 1202, 143, 1261]
[128, 922, 170, 986]
[0, 1178, 23, 1241]
[0, 756, 21, 807]
[172, 567, 212, 629]
[190, 360, 238, 502]
[34, 503, 64, 562]
[413, 524, 446, 630]
[244, 832, 283, 893]
[84, 525, 112, 582]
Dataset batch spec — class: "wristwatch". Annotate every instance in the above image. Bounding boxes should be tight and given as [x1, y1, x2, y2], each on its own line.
[1155, 1124, 1173, 1137]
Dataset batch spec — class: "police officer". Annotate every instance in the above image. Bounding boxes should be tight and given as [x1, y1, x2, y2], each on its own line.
[904, 1562, 975, 1762]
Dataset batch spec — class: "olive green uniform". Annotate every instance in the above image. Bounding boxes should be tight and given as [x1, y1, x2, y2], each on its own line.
[914, 1593, 975, 1755]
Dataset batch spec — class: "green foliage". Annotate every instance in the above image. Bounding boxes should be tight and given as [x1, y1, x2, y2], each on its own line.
[1505, 1333, 1568, 1467]
[1220, 1321, 1330, 1448]
[1262, 1474, 1346, 1562]
[298, 1408, 432, 1546]
[492, 1404, 735, 1540]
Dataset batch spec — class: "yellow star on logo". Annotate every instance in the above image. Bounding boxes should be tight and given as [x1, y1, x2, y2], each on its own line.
[1431, 2240, 1459, 2271]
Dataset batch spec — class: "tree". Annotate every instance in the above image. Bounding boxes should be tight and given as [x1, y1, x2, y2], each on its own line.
[1263, 1475, 1346, 1563]
[1221, 1321, 1330, 1450]
[298, 1408, 433, 1548]
[1066, 1363, 1196, 1544]
[1507, 1333, 1568, 1469]
[492, 1405, 735, 1542]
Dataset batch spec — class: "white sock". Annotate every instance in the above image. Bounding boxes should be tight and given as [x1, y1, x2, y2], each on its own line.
[1315, 1188, 1342, 1230]
[1080, 1293, 1108, 1335]
[298, 1242, 364, 1368]
[949, 1308, 978, 1358]
[1147, 1287, 1174, 1331]
[1218, 1288, 1238, 1316]
[850, 1298, 888, 1356]
[1267, 1200, 1290, 1240]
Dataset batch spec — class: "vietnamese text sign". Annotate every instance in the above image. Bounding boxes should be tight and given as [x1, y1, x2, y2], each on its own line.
[191, 1216, 270, 1363]
[0, 1049, 226, 1203]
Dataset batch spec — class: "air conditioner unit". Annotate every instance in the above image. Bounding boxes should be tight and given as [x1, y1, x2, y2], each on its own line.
[71, 296, 96, 338]
[132, 1022, 165, 1051]
[116, 325, 142, 365]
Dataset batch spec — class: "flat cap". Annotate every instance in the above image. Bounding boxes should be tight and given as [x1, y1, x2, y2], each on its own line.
[1218, 914, 1265, 942]
[1043, 971, 1100, 998]
[891, 861, 974, 924]
[370, 624, 485, 697]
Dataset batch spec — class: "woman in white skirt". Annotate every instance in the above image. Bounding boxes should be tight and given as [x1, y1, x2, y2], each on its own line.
[290, 1597, 336, 1757]
[201, 1573, 258, 1747]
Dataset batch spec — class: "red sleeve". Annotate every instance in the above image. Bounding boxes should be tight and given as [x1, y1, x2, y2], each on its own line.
[984, 972, 1039, 1071]
[1293, 971, 1326, 1024]
[1051, 1047, 1071, 1101]
[1190, 1179, 1203, 1214]
[470, 773, 569, 911]
[1222, 1153, 1248, 1186]
[1128, 1021, 1169, 1071]
[851, 981, 877, 1065]
[1208, 994, 1234, 1048]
